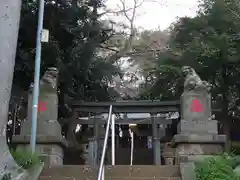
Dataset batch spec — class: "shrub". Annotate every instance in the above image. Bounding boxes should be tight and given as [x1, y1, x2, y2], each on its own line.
[10, 148, 41, 169]
[195, 154, 240, 180]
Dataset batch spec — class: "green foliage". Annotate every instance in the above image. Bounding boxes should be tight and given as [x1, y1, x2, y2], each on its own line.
[0, 149, 43, 180]
[139, 1, 240, 147]
[195, 154, 240, 180]
[15, 0, 121, 106]
[142, 0, 240, 101]
[10, 149, 41, 169]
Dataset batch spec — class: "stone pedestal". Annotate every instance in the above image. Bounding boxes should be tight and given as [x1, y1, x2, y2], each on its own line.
[163, 143, 175, 165]
[12, 135, 66, 166]
[172, 134, 225, 164]
[172, 90, 226, 164]
[165, 156, 175, 165]
[163, 151, 175, 165]
[12, 68, 67, 167]
[177, 119, 218, 135]
[171, 66, 226, 180]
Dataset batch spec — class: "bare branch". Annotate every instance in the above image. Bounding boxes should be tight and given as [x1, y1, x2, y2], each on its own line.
[119, 0, 131, 22]
[103, 0, 163, 59]
[99, 6, 142, 17]
[99, 45, 119, 52]
[228, 6, 240, 20]
[225, 0, 240, 20]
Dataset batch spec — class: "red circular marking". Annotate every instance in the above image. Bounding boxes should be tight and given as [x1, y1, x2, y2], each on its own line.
[190, 98, 204, 113]
[38, 102, 47, 112]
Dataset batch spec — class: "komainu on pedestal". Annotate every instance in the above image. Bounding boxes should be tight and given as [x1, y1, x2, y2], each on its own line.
[172, 66, 225, 164]
[12, 67, 67, 167]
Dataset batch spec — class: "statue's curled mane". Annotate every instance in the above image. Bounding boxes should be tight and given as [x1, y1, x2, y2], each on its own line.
[182, 66, 211, 92]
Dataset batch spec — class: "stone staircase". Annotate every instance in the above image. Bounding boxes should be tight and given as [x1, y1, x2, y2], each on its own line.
[39, 165, 181, 180]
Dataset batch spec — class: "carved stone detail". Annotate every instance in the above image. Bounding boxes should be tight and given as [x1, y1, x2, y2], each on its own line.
[182, 66, 211, 92]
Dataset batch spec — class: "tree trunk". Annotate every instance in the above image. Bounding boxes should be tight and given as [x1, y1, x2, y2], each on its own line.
[222, 91, 230, 152]
[0, 0, 22, 177]
[221, 63, 231, 152]
[223, 120, 231, 152]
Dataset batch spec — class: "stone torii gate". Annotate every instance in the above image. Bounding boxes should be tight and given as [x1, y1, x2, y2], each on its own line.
[70, 96, 221, 167]
[70, 100, 180, 166]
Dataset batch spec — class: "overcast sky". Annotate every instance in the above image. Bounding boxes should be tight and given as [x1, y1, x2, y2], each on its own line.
[104, 0, 200, 30]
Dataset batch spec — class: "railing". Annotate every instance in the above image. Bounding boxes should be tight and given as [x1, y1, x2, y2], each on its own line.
[97, 105, 113, 180]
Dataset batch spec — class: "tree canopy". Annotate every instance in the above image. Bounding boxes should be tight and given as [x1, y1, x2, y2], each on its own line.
[13, 0, 122, 110]
[138, 0, 240, 150]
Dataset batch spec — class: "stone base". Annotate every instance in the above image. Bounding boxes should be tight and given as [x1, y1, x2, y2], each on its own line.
[21, 120, 62, 137]
[172, 133, 226, 145]
[163, 151, 175, 165]
[163, 143, 175, 165]
[171, 134, 226, 164]
[177, 120, 218, 135]
[12, 135, 67, 167]
[164, 157, 174, 165]
[17, 144, 63, 167]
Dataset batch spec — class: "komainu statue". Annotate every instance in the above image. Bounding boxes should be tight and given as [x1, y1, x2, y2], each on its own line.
[18, 67, 65, 166]
[22, 67, 61, 136]
[40, 67, 58, 92]
[29, 67, 58, 93]
[182, 66, 211, 92]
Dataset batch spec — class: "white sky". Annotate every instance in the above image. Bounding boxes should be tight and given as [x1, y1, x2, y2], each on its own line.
[104, 0, 199, 30]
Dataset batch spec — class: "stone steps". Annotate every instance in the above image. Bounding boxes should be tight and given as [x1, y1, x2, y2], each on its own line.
[39, 165, 181, 180]
[40, 177, 181, 180]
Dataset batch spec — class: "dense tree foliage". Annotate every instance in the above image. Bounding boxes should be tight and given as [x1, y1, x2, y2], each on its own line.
[141, 0, 240, 150]
[13, 0, 121, 112]
[7, 0, 123, 147]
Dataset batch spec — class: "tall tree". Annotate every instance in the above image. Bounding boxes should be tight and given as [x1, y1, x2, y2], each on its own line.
[11, 0, 122, 150]
[14, 0, 121, 105]
[0, 0, 22, 177]
[142, 0, 240, 150]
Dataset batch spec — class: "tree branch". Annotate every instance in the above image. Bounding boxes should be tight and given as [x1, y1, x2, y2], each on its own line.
[99, 44, 119, 52]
